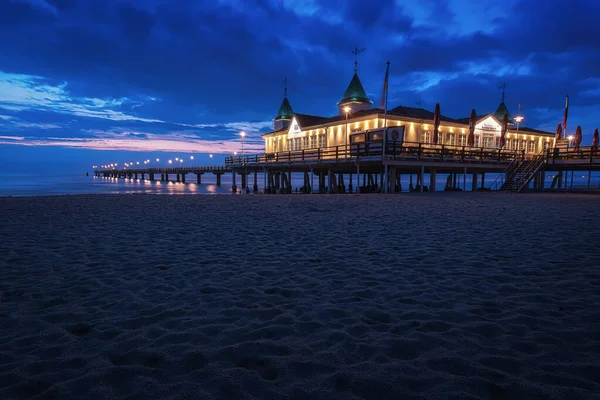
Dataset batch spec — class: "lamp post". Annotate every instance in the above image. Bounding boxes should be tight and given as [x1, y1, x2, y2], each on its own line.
[209, 154, 213, 167]
[568, 135, 574, 148]
[240, 131, 246, 161]
[344, 106, 351, 158]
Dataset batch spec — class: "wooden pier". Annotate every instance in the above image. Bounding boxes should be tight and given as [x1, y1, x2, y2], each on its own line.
[94, 142, 600, 194]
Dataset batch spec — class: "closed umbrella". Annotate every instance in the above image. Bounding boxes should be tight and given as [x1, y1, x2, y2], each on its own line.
[467, 109, 476, 147]
[432, 103, 440, 145]
[499, 114, 508, 149]
[556, 123, 563, 140]
[574, 125, 582, 151]
[592, 128, 599, 155]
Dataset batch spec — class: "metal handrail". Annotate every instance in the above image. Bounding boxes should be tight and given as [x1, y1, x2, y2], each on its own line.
[489, 151, 524, 191]
[516, 150, 547, 192]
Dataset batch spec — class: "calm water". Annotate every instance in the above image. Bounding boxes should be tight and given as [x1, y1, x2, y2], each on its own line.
[0, 172, 598, 197]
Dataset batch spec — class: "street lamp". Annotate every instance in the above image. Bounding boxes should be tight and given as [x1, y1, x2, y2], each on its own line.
[240, 131, 246, 159]
[568, 135, 574, 147]
[168, 160, 172, 164]
[156, 158, 160, 162]
[190, 156, 194, 160]
[344, 106, 351, 158]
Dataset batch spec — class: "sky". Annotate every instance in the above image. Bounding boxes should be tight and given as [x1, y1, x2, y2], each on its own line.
[1, 0, 599, 173]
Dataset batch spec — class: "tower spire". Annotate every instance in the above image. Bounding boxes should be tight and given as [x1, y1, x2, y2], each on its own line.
[352, 47, 366, 73]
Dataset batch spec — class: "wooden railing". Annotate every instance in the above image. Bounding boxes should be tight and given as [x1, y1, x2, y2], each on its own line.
[546, 145, 600, 164]
[225, 142, 523, 166]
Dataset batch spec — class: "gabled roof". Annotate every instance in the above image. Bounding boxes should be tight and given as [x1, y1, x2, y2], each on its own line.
[494, 102, 513, 123]
[337, 73, 372, 105]
[275, 97, 294, 120]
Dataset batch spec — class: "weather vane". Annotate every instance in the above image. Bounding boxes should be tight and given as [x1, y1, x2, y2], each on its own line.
[282, 77, 288, 97]
[352, 47, 366, 73]
[499, 81, 508, 102]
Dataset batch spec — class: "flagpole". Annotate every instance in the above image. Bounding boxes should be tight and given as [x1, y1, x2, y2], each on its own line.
[382, 61, 390, 193]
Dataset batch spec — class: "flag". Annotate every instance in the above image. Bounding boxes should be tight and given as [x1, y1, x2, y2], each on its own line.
[562, 95, 569, 133]
[379, 62, 390, 110]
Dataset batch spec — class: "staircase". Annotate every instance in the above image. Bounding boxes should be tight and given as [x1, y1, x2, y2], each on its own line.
[500, 150, 547, 192]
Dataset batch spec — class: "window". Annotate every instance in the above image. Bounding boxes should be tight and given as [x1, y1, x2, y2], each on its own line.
[318, 134, 327, 148]
[286, 139, 292, 151]
[475, 135, 480, 147]
[294, 138, 301, 151]
[482, 134, 495, 148]
[447, 134, 455, 145]
[458, 134, 466, 146]
[302, 136, 309, 149]
[528, 140, 535, 153]
[506, 138, 511, 150]
[420, 130, 431, 144]
[310, 135, 316, 148]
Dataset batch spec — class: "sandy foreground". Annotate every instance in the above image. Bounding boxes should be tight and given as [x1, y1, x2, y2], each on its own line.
[1, 192, 599, 399]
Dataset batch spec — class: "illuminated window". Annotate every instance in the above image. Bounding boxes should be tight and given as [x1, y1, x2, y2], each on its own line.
[446, 134, 455, 145]
[528, 140, 535, 153]
[318, 134, 327, 148]
[294, 138, 301, 151]
[302, 136, 309, 149]
[310, 135, 316, 148]
[458, 134, 466, 146]
[421, 130, 431, 144]
[475, 135, 480, 147]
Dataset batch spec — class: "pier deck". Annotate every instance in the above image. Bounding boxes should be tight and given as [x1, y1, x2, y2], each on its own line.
[93, 143, 600, 193]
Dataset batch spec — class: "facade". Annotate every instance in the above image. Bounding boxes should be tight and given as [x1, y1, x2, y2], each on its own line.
[262, 72, 555, 155]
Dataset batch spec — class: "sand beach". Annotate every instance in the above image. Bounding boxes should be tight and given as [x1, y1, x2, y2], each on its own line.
[1, 192, 599, 399]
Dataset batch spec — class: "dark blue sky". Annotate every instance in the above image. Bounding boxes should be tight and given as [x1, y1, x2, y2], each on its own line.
[1, 0, 599, 172]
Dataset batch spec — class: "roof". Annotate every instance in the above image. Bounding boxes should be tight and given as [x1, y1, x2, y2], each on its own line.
[294, 113, 331, 128]
[275, 97, 293, 120]
[337, 73, 372, 106]
[517, 126, 554, 135]
[494, 102, 513, 123]
[387, 105, 456, 123]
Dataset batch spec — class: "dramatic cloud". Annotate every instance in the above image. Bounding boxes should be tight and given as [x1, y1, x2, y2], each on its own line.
[0, 0, 599, 172]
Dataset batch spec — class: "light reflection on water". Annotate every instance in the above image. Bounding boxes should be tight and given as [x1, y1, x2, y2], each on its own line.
[1, 171, 598, 196]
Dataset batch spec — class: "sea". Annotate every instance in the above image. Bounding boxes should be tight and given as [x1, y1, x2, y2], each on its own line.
[0, 172, 598, 197]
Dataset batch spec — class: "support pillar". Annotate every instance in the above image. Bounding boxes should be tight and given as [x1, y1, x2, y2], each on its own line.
[430, 168, 436, 192]
[328, 170, 334, 193]
[481, 173, 485, 189]
[390, 167, 397, 193]
[348, 173, 353, 192]
[181, 173, 186, 183]
[463, 167, 467, 191]
[253, 171, 258, 193]
[232, 171, 237, 192]
[472, 173, 478, 192]
[216, 173, 222, 186]
[196, 173, 202, 184]
[420, 165, 425, 192]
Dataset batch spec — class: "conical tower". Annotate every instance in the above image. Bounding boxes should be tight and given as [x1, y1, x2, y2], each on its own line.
[494, 102, 514, 124]
[337, 72, 372, 116]
[274, 79, 294, 130]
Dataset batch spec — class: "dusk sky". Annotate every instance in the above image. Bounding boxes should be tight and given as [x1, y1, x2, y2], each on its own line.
[1, 0, 599, 173]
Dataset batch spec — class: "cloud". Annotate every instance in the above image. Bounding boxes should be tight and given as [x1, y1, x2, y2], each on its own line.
[0, 0, 599, 172]
[0, 72, 163, 123]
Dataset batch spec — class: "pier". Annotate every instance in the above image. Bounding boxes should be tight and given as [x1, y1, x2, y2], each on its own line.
[93, 141, 600, 194]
